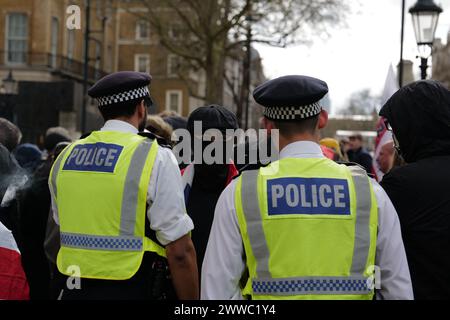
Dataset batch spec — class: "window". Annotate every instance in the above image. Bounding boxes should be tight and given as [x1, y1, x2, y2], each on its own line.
[6, 13, 28, 64]
[134, 54, 150, 73]
[94, 42, 102, 80]
[166, 90, 183, 114]
[67, 29, 75, 60]
[50, 17, 59, 67]
[167, 55, 181, 77]
[169, 23, 182, 40]
[136, 20, 150, 40]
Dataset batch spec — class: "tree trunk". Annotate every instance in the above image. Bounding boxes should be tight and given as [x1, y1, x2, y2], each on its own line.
[204, 40, 226, 106]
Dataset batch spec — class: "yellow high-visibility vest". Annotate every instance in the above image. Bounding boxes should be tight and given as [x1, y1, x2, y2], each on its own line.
[49, 131, 165, 280]
[235, 157, 378, 300]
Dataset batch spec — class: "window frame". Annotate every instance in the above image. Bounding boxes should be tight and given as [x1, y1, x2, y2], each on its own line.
[5, 12, 29, 65]
[134, 54, 150, 73]
[135, 20, 150, 40]
[167, 54, 180, 77]
[165, 90, 183, 115]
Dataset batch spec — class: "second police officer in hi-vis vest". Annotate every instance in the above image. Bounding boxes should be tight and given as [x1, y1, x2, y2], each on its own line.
[201, 75, 414, 300]
[49, 72, 198, 300]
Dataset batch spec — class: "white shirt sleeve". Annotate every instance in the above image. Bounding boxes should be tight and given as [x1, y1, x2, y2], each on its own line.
[371, 180, 414, 300]
[147, 146, 194, 246]
[201, 180, 245, 300]
[202, 177, 415, 300]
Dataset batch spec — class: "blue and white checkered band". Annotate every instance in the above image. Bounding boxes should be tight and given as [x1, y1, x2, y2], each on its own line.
[96, 86, 150, 107]
[263, 102, 322, 120]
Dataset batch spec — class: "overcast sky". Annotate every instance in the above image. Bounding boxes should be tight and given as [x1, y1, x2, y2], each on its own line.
[254, 0, 450, 114]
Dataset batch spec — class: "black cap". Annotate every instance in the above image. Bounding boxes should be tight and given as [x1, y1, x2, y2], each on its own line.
[88, 71, 153, 108]
[253, 75, 328, 121]
[163, 116, 188, 131]
[187, 104, 238, 134]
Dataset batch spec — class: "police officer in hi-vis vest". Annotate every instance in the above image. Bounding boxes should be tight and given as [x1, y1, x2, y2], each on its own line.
[201, 75, 414, 300]
[49, 72, 198, 300]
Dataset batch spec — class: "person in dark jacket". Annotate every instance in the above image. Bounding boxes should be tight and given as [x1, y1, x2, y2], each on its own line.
[18, 128, 71, 300]
[380, 80, 450, 300]
[347, 133, 373, 174]
[0, 119, 24, 250]
[182, 105, 239, 281]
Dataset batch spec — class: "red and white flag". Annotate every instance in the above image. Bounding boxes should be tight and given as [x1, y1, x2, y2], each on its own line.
[373, 65, 398, 182]
[0, 222, 29, 300]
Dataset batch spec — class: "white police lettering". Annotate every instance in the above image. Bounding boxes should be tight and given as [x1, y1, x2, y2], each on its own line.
[334, 185, 346, 208]
[75, 148, 88, 165]
[63, 144, 123, 173]
[105, 149, 119, 167]
[66, 148, 79, 165]
[271, 185, 284, 208]
[319, 185, 332, 208]
[285, 184, 299, 207]
[95, 148, 107, 166]
[271, 183, 346, 208]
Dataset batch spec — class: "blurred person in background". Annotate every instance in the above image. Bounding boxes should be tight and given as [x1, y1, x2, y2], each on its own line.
[0, 118, 24, 250]
[0, 118, 22, 153]
[13, 143, 43, 174]
[146, 115, 174, 146]
[377, 141, 395, 175]
[347, 133, 373, 174]
[320, 138, 347, 162]
[380, 80, 450, 300]
[17, 127, 71, 300]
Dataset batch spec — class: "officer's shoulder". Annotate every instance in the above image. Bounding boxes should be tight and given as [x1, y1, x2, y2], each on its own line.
[138, 132, 172, 149]
[337, 161, 376, 179]
[336, 161, 362, 168]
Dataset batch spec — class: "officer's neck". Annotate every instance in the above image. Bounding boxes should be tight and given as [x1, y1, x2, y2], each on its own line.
[278, 132, 320, 151]
[112, 116, 139, 131]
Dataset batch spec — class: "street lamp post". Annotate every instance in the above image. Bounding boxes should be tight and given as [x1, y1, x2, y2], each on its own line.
[0, 70, 19, 123]
[81, 0, 92, 134]
[409, 0, 443, 80]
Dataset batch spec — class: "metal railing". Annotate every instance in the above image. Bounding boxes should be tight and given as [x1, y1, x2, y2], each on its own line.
[0, 51, 107, 82]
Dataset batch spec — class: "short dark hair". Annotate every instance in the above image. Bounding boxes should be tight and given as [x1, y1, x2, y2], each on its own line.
[349, 134, 363, 142]
[98, 96, 152, 121]
[0, 118, 22, 152]
[271, 115, 319, 137]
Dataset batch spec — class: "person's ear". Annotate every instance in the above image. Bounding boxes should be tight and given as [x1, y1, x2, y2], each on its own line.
[264, 118, 275, 133]
[318, 110, 328, 130]
[137, 100, 146, 118]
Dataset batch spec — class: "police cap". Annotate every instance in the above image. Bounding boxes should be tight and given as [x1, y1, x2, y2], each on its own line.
[253, 75, 328, 121]
[88, 71, 153, 108]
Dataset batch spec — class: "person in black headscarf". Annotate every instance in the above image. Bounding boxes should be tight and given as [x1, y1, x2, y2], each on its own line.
[379, 80, 450, 300]
[181, 105, 239, 282]
[0, 119, 24, 250]
[17, 128, 72, 300]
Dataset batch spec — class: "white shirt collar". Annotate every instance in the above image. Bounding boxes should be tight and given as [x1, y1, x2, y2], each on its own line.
[279, 141, 324, 159]
[101, 120, 138, 134]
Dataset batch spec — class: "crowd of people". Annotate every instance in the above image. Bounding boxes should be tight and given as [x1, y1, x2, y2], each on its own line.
[0, 71, 449, 300]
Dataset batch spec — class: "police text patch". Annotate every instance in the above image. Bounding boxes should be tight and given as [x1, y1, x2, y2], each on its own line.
[63, 143, 123, 173]
[267, 178, 350, 216]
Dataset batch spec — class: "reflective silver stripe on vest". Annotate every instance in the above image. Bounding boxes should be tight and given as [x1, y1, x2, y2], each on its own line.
[50, 146, 71, 200]
[50, 146, 71, 219]
[253, 276, 371, 296]
[120, 140, 153, 236]
[241, 170, 271, 279]
[348, 165, 372, 274]
[60, 232, 142, 251]
[240, 165, 373, 295]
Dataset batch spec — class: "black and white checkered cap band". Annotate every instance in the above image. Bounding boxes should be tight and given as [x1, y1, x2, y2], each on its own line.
[263, 102, 322, 120]
[96, 86, 150, 107]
